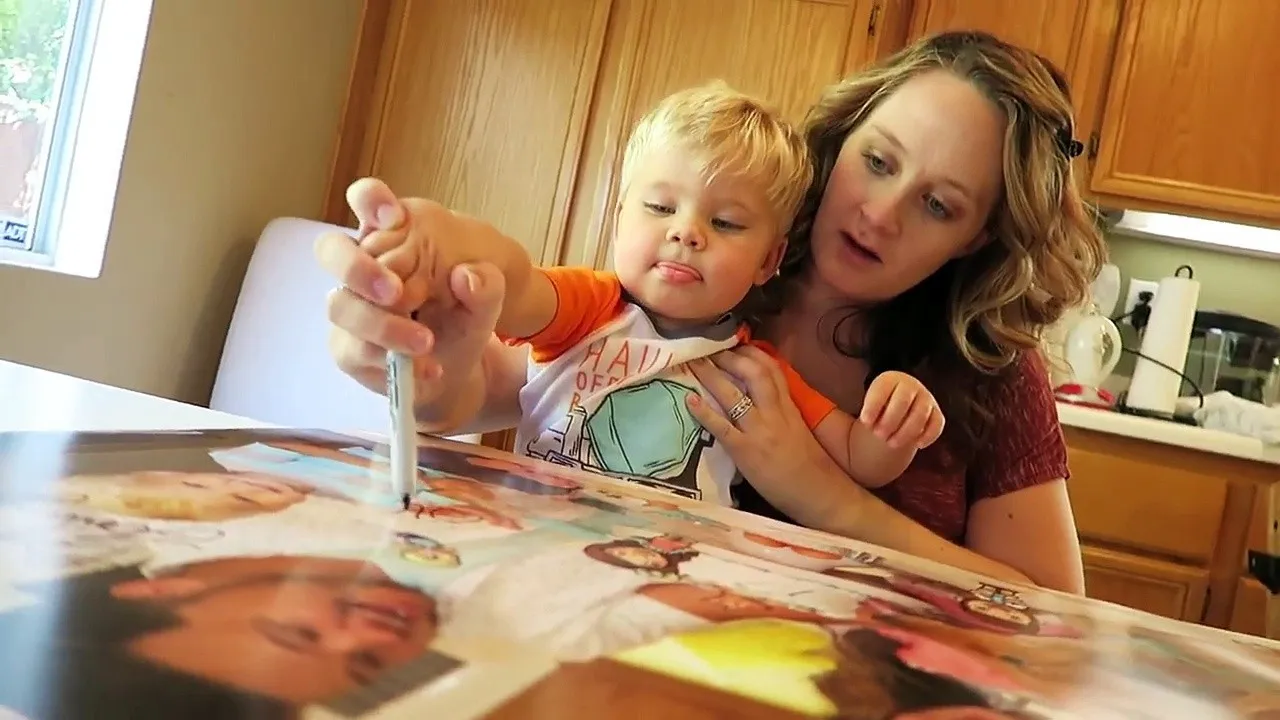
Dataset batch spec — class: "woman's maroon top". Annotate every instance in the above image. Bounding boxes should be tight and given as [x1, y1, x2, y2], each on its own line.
[734, 351, 1071, 544]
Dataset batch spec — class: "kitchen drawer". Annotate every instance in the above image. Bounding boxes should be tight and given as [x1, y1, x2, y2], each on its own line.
[1065, 431, 1227, 563]
[1082, 545, 1209, 621]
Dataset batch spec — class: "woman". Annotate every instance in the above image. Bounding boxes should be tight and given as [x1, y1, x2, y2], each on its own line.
[317, 31, 1105, 593]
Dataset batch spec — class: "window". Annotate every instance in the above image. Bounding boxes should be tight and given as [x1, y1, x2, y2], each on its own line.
[0, 0, 152, 277]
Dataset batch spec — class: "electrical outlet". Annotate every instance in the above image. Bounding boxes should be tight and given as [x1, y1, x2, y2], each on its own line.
[1122, 278, 1159, 326]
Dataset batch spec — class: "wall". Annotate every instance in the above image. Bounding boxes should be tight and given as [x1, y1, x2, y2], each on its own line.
[1106, 232, 1280, 328]
[1102, 231, 1280, 390]
[0, 0, 360, 404]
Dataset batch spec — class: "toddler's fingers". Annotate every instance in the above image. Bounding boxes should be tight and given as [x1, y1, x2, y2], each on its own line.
[919, 408, 945, 449]
[315, 230, 401, 306]
[346, 177, 405, 235]
[859, 376, 893, 426]
[871, 384, 914, 441]
[326, 286, 433, 356]
[359, 227, 408, 258]
[885, 402, 931, 450]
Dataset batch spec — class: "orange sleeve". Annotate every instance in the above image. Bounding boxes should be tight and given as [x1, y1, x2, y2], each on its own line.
[497, 266, 627, 363]
[750, 339, 837, 429]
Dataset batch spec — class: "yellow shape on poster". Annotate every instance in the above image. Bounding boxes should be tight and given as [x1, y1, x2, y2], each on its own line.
[613, 619, 838, 717]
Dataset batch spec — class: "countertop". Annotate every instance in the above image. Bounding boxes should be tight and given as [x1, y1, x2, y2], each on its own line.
[1056, 401, 1280, 467]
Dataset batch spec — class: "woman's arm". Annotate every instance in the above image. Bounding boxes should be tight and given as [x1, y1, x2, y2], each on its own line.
[966, 480, 1085, 593]
[772, 455, 1039, 587]
[842, 353, 1086, 592]
[686, 348, 1079, 591]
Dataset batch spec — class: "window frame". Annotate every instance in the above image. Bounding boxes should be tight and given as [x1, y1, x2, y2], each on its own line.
[0, 0, 154, 277]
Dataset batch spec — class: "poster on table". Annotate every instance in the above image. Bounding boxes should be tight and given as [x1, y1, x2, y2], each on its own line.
[0, 427, 1276, 720]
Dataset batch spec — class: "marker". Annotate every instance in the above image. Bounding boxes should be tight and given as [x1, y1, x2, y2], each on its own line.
[386, 349, 416, 510]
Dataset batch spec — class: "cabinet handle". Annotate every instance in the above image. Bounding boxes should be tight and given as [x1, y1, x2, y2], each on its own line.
[867, 3, 880, 37]
[1088, 132, 1100, 161]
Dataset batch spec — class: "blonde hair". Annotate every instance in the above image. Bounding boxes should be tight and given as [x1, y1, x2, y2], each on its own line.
[619, 81, 813, 233]
[765, 31, 1107, 453]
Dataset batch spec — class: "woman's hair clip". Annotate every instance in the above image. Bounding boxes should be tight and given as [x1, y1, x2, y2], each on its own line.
[1056, 126, 1084, 159]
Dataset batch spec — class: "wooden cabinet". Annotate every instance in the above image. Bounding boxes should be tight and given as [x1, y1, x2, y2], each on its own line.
[1090, 0, 1280, 224]
[326, 0, 889, 267]
[1064, 425, 1278, 639]
[903, 0, 1124, 191]
[896, 0, 1280, 227]
[327, 0, 613, 263]
[558, 0, 864, 270]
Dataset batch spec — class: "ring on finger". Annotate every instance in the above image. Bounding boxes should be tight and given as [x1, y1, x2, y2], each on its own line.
[727, 394, 755, 423]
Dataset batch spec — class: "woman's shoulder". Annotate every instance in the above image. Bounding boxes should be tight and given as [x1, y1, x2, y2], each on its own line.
[966, 348, 1068, 497]
[992, 348, 1054, 401]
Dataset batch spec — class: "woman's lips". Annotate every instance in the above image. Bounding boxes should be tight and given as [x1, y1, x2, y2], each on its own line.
[839, 231, 883, 264]
[655, 261, 702, 284]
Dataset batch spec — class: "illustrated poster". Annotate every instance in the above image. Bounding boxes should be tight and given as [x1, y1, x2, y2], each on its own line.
[0, 428, 1277, 720]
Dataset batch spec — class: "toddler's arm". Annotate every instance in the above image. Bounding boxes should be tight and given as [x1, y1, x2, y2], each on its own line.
[355, 179, 558, 339]
[811, 411, 915, 488]
[810, 371, 944, 488]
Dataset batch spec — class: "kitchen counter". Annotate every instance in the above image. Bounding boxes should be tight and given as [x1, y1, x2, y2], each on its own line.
[1056, 402, 1280, 467]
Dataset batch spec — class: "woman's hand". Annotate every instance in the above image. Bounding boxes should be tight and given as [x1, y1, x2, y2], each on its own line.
[314, 179, 508, 424]
[685, 345, 867, 528]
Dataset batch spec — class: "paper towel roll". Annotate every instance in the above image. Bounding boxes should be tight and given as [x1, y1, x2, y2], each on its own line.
[1127, 274, 1200, 415]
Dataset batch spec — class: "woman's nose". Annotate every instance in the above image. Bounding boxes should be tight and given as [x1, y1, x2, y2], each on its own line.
[862, 187, 905, 238]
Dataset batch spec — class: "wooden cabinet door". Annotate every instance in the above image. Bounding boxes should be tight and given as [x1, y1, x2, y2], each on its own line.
[1090, 0, 1280, 225]
[329, 0, 613, 262]
[556, 0, 868, 270]
[1082, 545, 1209, 621]
[904, 0, 1124, 191]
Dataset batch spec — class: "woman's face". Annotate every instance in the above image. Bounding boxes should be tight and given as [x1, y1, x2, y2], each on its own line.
[809, 70, 1006, 304]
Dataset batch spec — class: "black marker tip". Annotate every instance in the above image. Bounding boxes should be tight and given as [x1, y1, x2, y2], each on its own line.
[401, 492, 411, 511]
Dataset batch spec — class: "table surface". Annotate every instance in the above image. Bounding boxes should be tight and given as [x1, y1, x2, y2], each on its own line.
[2, 359, 1278, 719]
[0, 359, 271, 433]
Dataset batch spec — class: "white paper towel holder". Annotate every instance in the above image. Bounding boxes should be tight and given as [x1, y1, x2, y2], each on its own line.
[1115, 264, 1204, 425]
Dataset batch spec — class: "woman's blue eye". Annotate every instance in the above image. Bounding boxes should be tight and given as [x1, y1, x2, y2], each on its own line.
[863, 152, 890, 175]
[924, 195, 951, 220]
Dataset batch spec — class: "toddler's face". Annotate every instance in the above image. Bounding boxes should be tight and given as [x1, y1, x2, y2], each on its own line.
[612, 145, 784, 331]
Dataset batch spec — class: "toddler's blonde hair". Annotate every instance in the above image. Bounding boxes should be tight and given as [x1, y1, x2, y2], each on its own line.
[619, 81, 813, 233]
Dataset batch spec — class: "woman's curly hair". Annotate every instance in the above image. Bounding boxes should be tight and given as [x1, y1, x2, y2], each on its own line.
[756, 30, 1107, 457]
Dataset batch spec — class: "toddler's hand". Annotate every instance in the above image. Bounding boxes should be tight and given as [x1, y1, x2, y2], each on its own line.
[345, 176, 476, 317]
[859, 371, 945, 450]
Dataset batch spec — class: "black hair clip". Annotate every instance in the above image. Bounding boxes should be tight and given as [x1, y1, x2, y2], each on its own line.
[1056, 126, 1084, 159]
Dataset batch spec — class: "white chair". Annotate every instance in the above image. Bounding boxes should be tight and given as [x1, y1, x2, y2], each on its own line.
[210, 216, 477, 443]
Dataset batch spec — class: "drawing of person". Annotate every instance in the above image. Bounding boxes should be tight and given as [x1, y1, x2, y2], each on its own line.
[828, 565, 1086, 639]
[0, 554, 442, 719]
[859, 601, 1247, 720]
[461, 453, 584, 496]
[435, 533, 861, 662]
[406, 499, 522, 530]
[613, 616, 1041, 719]
[62, 470, 306, 521]
[814, 623, 1041, 720]
[391, 531, 461, 568]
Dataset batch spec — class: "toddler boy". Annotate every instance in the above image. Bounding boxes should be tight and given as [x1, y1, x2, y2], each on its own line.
[354, 82, 942, 506]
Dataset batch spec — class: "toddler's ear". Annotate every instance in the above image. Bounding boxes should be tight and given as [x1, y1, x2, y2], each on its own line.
[755, 237, 788, 284]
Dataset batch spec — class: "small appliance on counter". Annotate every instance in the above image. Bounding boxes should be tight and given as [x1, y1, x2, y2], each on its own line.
[1186, 310, 1280, 407]
[1048, 264, 1124, 409]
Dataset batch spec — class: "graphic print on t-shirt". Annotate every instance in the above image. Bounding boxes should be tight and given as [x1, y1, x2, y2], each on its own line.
[525, 375, 716, 500]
